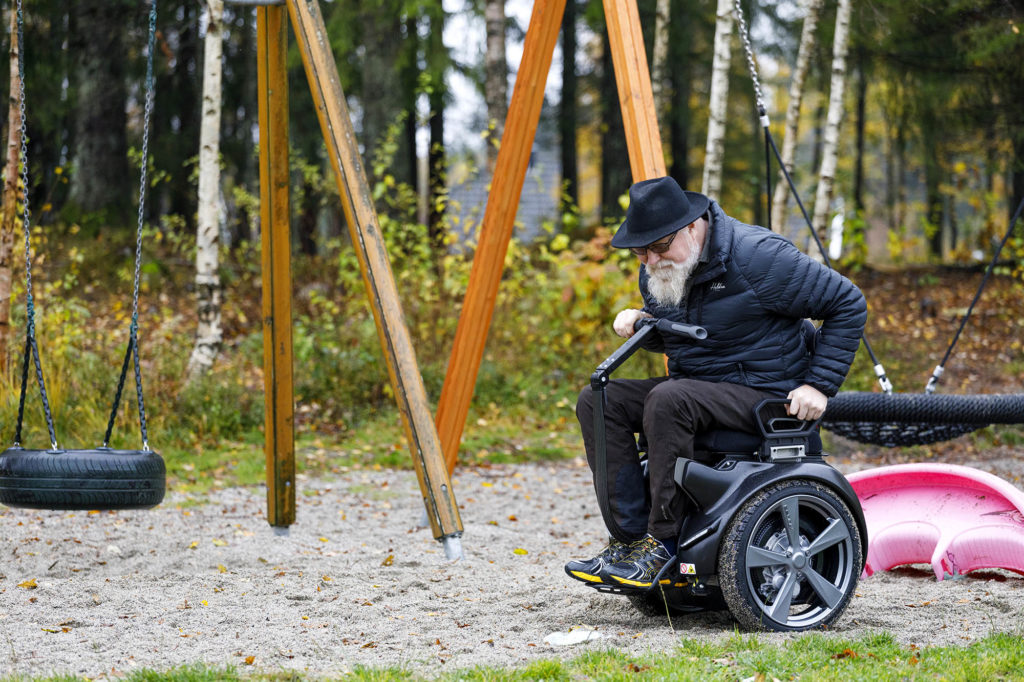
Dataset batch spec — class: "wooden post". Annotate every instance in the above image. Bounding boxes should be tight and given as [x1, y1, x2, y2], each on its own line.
[434, 0, 567, 473]
[602, 0, 666, 180]
[257, 4, 295, 528]
[287, 0, 463, 551]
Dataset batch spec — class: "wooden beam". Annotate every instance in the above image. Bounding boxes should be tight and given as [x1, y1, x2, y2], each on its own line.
[257, 5, 295, 528]
[434, 0, 567, 474]
[602, 0, 666, 180]
[287, 0, 463, 546]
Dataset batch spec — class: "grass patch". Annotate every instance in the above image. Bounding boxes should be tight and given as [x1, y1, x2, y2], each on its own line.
[6, 631, 1023, 680]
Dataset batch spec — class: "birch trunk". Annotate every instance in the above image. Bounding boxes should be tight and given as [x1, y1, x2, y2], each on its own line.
[650, 0, 670, 133]
[484, 0, 508, 176]
[811, 0, 852, 246]
[770, 0, 823, 233]
[701, 0, 734, 199]
[187, 0, 226, 380]
[0, 9, 22, 376]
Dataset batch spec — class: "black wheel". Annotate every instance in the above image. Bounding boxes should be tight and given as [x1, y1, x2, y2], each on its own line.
[0, 448, 165, 510]
[719, 479, 862, 632]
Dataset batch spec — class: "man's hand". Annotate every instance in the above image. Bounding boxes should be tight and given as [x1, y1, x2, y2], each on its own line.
[613, 309, 652, 338]
[787, 384, 827, 421]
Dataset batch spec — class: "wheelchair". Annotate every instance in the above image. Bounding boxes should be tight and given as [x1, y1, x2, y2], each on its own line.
[585, 317, 866, 632]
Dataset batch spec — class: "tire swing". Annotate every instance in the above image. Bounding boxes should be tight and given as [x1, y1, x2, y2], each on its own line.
[0, 0, 165, 511]
[733, 0, 1024, 447]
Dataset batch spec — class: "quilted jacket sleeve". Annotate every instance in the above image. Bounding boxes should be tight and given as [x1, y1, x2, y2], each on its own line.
[740, 233, 867, 396]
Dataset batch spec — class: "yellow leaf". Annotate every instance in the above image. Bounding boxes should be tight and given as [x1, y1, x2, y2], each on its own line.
[212, 538, 227, 547]
[189, 541, 199, 550]
[322, 575, 333, 581]
[217, 564, 227, 574]
[18, 579, 37, 589]
[513, 548, 528, 556]
[381, 554, 394, 567]
[201, 600, 208, 606]
[244, 656, 255, 665]
[319, 537, 329, 543]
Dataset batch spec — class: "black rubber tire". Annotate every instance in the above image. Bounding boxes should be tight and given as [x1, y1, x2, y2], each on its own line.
[718, 479, 862, 632]
[0, 448, 166, 510]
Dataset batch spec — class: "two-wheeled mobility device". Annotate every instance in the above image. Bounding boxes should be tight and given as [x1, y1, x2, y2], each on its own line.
[586, 317, 866, 632]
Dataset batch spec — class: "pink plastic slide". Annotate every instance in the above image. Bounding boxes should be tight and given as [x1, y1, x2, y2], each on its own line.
[846, 463, 1024, 580]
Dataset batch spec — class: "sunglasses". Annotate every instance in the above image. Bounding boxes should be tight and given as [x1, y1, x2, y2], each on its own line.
[629, 229, 679, 257]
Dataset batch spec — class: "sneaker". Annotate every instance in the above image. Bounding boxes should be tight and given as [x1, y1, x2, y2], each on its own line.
[600, 535, 672, 588]
[564, 538, 633, 584]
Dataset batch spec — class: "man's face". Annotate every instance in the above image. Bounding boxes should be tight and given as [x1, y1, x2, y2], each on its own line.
[638, 221, 705, 307]
[633, 220, 703, 268]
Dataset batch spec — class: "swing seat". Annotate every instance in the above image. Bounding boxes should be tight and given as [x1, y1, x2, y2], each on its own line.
[0, 447, 165, 510]
[822, 392, 1024, 447]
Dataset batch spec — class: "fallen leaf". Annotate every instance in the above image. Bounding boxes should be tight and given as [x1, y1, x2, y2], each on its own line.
[217, 564, 227, 574]
[513, 548, 528, 556]
[832, 649, 859, 660]
[244, 656, 255, 665]
[18, 579, 37, 589]
[211, 538, 227, 547]
[381, 555, 394, 567]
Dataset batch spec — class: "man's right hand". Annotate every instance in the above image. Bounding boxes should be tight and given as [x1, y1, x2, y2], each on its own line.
[613, 309, 652, 338]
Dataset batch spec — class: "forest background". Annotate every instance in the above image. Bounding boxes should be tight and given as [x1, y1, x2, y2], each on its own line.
[1, 0, 1023, 490]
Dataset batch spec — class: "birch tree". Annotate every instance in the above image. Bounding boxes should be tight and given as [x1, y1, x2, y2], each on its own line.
[484, 0, 507, 176]
[811, 0, 852, 243]
[650, 0, 670, 133]
[1, 8, 21, 375]
[770, 0, 823, 234]
[701, 0, 734, 199]
[187, 0, 226, 380]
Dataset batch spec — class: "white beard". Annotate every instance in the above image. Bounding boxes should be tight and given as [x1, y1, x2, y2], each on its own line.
[646, 244, 700, 308]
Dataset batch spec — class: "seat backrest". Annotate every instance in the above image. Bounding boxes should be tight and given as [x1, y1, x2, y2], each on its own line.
[694, 428, 823, 456]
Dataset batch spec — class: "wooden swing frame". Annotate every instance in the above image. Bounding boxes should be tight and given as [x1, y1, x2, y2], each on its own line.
[255, 0, 667, 553]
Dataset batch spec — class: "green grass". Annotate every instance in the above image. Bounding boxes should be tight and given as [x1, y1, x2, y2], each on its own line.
[5, 631, 1023, 681]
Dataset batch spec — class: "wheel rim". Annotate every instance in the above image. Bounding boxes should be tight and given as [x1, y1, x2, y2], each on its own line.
[743, 493, 855, 629]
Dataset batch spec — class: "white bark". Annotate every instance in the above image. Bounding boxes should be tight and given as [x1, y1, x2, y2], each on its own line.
[187, 0, 226, 380]
[770, 0, 824, 234]
[811, 0, 852, 250]
[702, 0, 734, 199]
[484, 0, 507, 176]
[650, 0, 671, 132]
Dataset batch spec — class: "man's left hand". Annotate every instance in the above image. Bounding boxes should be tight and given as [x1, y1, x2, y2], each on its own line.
[787, 384, 827, 421]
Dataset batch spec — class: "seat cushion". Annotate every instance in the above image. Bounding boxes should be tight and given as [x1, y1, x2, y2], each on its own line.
[694, 429, 822, 455]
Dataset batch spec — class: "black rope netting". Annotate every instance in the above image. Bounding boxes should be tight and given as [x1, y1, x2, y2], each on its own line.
[822, 393, 1024, 447]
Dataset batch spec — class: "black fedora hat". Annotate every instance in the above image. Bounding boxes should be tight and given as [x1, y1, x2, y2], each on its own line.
[610, 177, 710, 249]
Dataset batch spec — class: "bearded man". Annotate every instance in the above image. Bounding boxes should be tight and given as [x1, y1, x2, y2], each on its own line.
[566, 176, 867, 587]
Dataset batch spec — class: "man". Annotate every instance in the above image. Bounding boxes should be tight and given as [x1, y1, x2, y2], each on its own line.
[565, 176, 866, 587]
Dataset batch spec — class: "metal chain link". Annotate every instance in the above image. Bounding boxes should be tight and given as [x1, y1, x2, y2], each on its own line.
[14, 0, 158, 451]
[131, 0, 159, 451]
[14, 0, 58, 450]
[733, 0, 767, 117]
[105, 0, 157, 451]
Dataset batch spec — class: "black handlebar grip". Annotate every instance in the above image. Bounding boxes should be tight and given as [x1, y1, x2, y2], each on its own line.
[631, 317, 708, 340]
[656, 318, 707, 340]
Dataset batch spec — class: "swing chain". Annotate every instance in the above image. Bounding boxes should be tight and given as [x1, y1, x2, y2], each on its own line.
[15, 0, 59, 451]
[106, 0, 157, 451]
[733, 0, 768, 122]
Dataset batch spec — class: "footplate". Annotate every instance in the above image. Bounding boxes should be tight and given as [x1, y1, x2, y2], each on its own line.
[586, 555, 688, 594]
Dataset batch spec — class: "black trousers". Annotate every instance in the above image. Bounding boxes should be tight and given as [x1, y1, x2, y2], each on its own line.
[576, 377, 780, 540]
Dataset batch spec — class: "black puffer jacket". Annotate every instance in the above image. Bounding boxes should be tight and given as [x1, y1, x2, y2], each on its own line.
[639, 201, 866, 397]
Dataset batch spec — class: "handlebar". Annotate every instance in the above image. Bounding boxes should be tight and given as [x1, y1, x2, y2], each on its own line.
[633, 317, 708, 340]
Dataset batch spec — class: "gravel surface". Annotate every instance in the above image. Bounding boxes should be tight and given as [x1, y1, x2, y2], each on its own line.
[2, 456, 1023, 679]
